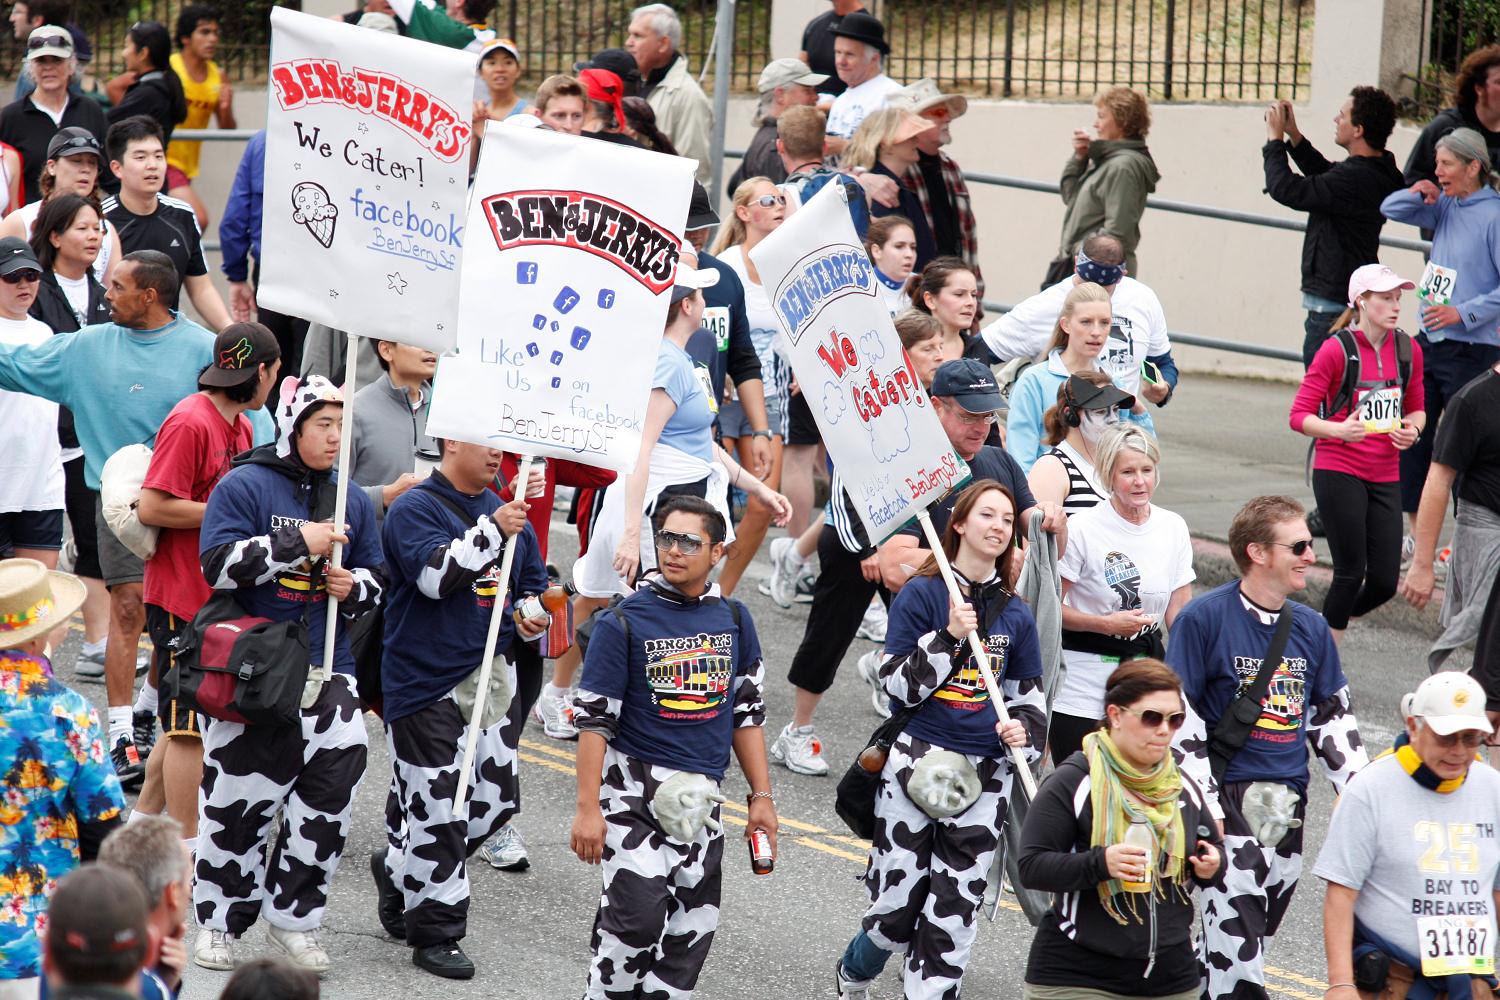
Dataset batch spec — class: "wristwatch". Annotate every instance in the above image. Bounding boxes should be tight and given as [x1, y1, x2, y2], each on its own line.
[751, 429, 773, 440]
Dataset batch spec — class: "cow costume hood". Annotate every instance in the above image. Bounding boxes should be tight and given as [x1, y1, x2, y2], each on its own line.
[231, 375, 345, 522]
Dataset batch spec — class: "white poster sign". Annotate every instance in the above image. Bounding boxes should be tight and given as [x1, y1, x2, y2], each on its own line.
[426, 122, 696, 472]
[257, 7, 472, 351]
[751, 184, 965, 544]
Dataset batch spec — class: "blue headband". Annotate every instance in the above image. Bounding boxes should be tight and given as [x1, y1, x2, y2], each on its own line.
[1075, 250, 1124, 287]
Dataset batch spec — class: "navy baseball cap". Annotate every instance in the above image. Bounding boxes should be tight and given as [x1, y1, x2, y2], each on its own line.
[931, 358, 1006, 413]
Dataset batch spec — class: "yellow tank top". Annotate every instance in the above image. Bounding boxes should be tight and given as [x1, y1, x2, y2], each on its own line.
[166, 52, 221, 179]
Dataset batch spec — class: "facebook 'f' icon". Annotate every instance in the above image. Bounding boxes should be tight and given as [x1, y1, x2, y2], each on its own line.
[516, 262, 539, 284]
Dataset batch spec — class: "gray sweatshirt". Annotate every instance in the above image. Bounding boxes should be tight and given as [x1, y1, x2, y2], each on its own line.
[346, 373, 437, 520]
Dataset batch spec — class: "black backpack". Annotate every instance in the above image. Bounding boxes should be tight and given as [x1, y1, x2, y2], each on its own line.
[1319, 327, 1413, 420]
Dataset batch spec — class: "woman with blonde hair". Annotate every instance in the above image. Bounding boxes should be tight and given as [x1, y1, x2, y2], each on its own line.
[1007, 282, 1149, 471]
[1049, 87, 1159, 281]
[842, 106, 938, 268]
[710, 176, 793, 595]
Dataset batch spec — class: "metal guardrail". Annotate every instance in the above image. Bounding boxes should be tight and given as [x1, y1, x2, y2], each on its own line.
[179, 131, 1399, 364]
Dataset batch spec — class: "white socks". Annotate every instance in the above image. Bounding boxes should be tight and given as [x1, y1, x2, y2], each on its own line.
[107, 705, 132, 744]
[133, 681, 158, 716]
[544, 682, 569, 701]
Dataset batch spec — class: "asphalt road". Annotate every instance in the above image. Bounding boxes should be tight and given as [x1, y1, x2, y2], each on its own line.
[48, 374, 1459, 1000]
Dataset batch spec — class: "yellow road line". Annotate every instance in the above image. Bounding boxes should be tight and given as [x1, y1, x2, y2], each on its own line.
[518, 744, 1323, 989]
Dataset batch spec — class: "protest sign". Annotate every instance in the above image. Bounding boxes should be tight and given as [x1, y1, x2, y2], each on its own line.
[426, 122, 697, 473]
[750, 183, 965, 544]
[257, 7, 472, 352]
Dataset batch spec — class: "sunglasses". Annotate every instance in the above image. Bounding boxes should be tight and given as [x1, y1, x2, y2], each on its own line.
[1120, 706, 1187, 730]
[1, 269, 41, 284]
[50, 135, 98, 156]
[27, 33, 70, 51]
[753, 194, 787, 208]
[655, 529, 705, 555]
[1270, 539, 1315, 557]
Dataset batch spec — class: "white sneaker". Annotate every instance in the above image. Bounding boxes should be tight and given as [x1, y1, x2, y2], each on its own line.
[193, 929, 237, 971]
[74, 640, 148, 680]
[533, 691, 578, 740]
[836, 961, 874, 999]
[856, 650, 890, 719]
[766, 537, 804, 609]
[770, 722, 829, 776]
[856, 600, 887, 642]
[1401, 533, 1416, 566]
[267, 924, 332, 975]
[477, 823, 530, 871]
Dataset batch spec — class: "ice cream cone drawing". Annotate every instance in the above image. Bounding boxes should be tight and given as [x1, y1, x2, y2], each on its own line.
[291, 181, 338, 248]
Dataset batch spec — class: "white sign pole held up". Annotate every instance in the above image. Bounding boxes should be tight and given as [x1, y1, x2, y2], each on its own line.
[320, 332, 360, 673]
[915, 510, 1038, 800]
[453, 455, 533, 809]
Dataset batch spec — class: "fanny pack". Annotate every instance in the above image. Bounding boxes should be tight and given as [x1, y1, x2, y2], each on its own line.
[167, 587, 317, 728]
[907, 749, 981, 819]
[650, 771, 725, 844]
[453, 654, 515, 731]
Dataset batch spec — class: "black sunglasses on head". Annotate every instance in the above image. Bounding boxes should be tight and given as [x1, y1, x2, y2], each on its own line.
[27, 32, 70, 51]
[1, 269, 41, 284]
[655, 529, 704, 555]
[50, 135, 98, 156]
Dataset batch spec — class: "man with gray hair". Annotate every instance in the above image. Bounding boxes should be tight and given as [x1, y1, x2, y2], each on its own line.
[824, 11, 900, 154]
[725, 58, 825, 197]
[99, 815, 192, 997]
[626, 3, 712, 183]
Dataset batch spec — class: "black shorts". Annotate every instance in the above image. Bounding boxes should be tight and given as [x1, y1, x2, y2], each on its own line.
[786, 391, 822, 447]
[146, 604, 200, 739]
[0, 507, 64, 554]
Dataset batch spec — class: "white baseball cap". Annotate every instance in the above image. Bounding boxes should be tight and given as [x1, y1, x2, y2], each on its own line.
[1402, 672, 1493, 736]
[1347, 263, 1414, 309]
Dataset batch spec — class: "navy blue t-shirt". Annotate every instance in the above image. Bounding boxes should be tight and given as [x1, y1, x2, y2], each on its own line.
[379, 475, 548, 722]
[580, 587, 762, 779]
[898, 444, 1037, 540]
[199, 463, 382, 673]
[1167, 581, 1346, 791]
[884, 574, 1042, 755]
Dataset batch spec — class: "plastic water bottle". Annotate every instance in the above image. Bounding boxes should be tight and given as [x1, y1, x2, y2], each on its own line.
[1121, 816, 1154, 893]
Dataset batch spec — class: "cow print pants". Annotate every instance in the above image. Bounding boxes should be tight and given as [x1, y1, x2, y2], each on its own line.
[584, 746, 725, 1000]
[860, 733, 1011, 1000]
[1198, 781, 1307, 1000]
[382, 687, 517, 947]
[194, 673, 369, 935]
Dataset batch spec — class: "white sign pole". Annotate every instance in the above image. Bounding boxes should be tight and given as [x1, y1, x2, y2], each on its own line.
[916, 510, 1038, 799]
[452, 454, 533, 809]
[321, 330, 359, 673]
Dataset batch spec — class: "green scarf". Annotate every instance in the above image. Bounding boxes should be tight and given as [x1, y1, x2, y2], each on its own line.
[1084, 729, 1188, 924]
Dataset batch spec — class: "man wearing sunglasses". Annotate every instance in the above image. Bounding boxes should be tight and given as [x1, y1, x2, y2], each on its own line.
[1316, 671, 1500, 1000]
[571, 495, 776, 998]
[1168, 494, 1367, 1000]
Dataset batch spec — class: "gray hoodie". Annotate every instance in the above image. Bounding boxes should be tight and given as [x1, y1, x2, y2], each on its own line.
[346, 373, 437, 520]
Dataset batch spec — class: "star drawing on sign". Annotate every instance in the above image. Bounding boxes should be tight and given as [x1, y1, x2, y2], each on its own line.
[329, 288, 339, 299]
[432, 200, 440, 210]
[436, 323, 444, 331]
[387, 272, 408, 294]
[357, 122, 370, 134]
[293, 162, 302, 171]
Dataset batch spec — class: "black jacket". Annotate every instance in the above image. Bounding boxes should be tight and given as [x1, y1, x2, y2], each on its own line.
[1018, 751, 1221, 996]
[726, 117, 785, 199]
[30, 268, 110, 450]
[1403, 105, 1500, 186]
[106, 70, 187, 145]
[0, 93, 108, 203]
[1263, 138, 1404, 303]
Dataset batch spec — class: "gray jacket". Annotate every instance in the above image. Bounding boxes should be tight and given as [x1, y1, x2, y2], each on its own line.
[346, 373, 437, 520]
[299, 322, 386, 390]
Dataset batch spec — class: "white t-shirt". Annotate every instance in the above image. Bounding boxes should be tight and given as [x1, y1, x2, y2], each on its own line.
[980, 275, 1170, 399]
[1055, 499, 1195, 718]
[826, 73, 903, 139]
[0, 313, 63, 511]
[875, 269, 909, 315]
[716, 245, 790, 409]
[15, 198, 113, 283]
[1314, 753, 1500, 975]
[56, 272, 89, 324]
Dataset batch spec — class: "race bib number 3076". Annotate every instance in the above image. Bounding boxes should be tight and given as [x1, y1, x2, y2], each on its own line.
[1359, 386, 1402, 433]
[1417, 915, 1495, 977]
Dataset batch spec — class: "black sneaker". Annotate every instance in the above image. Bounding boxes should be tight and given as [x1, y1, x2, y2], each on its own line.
[370, 848, 406, 940]
[412, 939, 474, 979]
[132, 710, 157, 759]
[110, 735, 144, 790]
[1307, 507, 1326, 538]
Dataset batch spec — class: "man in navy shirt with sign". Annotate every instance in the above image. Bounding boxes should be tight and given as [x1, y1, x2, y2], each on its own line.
[570, 495, 777, 999]
[372, 437, 544, 979]
[1169, 495, 1367, 1000]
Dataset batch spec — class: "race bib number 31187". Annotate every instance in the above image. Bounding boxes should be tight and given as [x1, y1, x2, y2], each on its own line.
[1417, 915, 1494, 977]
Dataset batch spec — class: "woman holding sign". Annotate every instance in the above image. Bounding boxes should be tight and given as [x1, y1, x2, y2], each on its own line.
[834, 480, 1046, 1000]
[1290, 264, 1424, 642]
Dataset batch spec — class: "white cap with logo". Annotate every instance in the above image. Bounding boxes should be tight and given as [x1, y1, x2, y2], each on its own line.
[1402, 672, 1493, 735]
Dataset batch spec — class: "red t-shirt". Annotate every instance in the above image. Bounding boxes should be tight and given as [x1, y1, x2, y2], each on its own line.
[142, 393, 255, 621]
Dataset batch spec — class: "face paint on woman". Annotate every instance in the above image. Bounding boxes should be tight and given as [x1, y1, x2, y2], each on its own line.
[1079, 408, 1121, 443]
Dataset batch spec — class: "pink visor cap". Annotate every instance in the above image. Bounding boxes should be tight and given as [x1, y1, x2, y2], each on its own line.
[1347, 263, 1415, 308]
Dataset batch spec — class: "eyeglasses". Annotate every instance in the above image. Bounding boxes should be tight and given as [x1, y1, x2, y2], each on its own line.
[1270, 539, 1315, 557]
[1428, 729, 1489, 750]
[655, 529, 705, 555]
[951, 409, 995, 426]
[753, 194, 787, 208]
[1120, 706, 1187, 730]
[1, 270, 41, 284]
